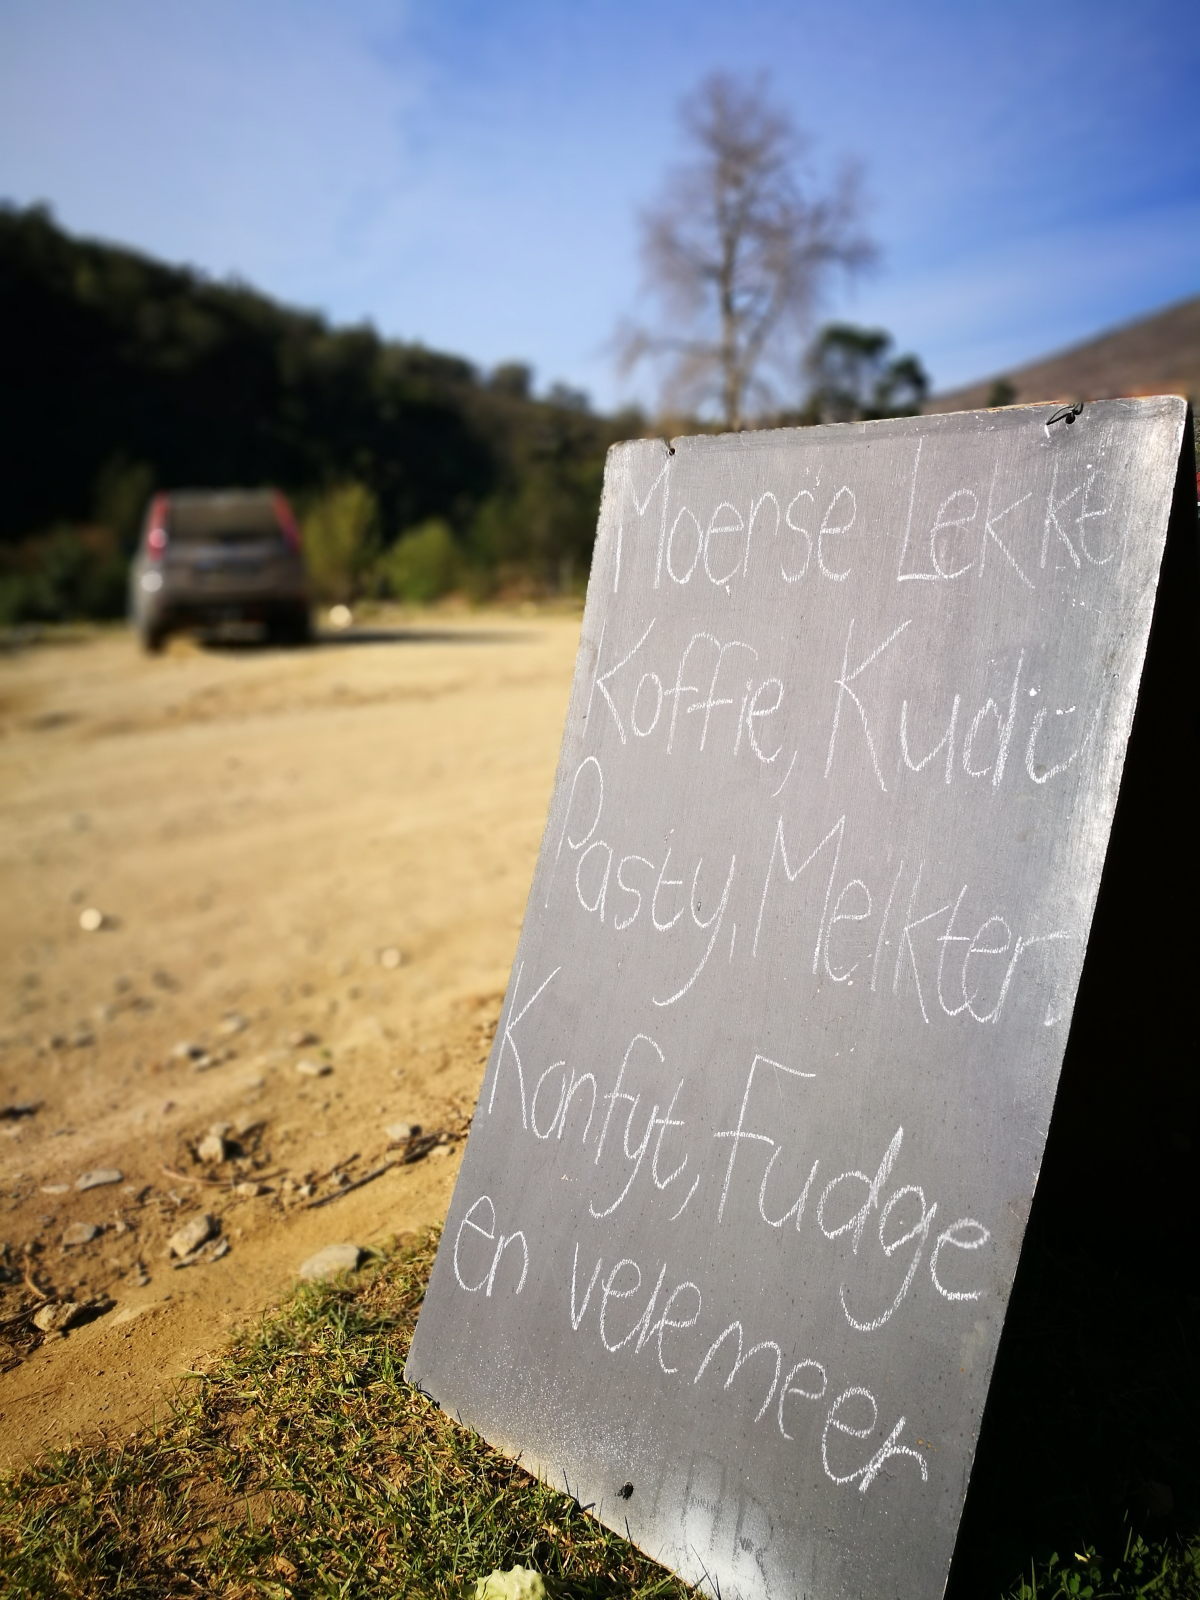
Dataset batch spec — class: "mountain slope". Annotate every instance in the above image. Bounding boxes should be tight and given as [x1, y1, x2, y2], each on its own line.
[926, 296, 1200, 413]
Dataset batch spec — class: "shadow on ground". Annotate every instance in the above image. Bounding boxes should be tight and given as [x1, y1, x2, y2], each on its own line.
[197, 624, 536, 652]
[317, 625, 534, 647]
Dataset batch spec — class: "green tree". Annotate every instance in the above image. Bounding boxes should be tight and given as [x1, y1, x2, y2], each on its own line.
[803, 323, 929, 422]
[488, 362, 533, 400]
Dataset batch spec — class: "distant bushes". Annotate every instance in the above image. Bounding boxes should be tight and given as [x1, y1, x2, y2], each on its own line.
[376, 518, 463, 604]
[300, 485, 467, 606]
[301, 483, 381, 605]
[0, 526, 128, 626]
[0, 451, 150, 626]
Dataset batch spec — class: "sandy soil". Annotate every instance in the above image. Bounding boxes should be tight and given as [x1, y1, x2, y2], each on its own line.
[0, 610, 580, 1469]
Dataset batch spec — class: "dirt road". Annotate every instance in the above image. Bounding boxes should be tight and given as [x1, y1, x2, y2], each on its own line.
[0, 611, 580, 1467]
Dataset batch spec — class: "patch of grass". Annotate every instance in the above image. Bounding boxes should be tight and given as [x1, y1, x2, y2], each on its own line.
[0, 1231, 690, 1600]
[1, 1228, 1196, 1600]
[1001, 1532, 1200, 1599]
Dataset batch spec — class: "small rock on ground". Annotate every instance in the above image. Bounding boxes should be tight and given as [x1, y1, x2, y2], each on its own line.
[196, 1132, 229, 1164]
[385, 1121, 420, 1142]
[168, 1213, 217, 1258]
[61, 1221, 102, 1246]
[76, 1168, 123, 1191]
[298, 1242, 362, 1282]
[33, 1301, 85, 1334]
[295, 1058, 332, 1078]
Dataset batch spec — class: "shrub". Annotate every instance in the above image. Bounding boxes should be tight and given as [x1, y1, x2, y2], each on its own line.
[0, 525, 127, 624]
[302, 482, 380, 603]
[377, 518, 463, 604]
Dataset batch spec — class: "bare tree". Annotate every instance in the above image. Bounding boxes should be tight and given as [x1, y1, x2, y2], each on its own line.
[619, 73, 875, 430]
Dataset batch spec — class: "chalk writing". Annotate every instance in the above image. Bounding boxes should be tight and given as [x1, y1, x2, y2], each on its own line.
[407, 399, 1187, 1600]
[565, 1238, 929, 1493]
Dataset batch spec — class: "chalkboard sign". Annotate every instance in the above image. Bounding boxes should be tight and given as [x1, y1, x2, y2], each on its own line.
[406, 398, 1188, 1600]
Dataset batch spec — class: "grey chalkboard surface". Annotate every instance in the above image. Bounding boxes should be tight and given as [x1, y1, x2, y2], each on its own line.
[406, 398, 1188, 1600]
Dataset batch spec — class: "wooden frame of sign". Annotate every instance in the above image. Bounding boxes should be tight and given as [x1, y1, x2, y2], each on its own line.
[406, 397, 1194, 1600]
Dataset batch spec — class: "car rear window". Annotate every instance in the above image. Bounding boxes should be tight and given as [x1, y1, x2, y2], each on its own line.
[169, 496, 282, 543]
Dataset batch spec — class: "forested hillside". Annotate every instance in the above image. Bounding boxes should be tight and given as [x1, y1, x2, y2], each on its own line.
[0, 203, 640, 619]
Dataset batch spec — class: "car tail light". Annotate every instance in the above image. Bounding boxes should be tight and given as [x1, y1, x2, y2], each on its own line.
[146, 495, 169, 561]
[273, 491, 301, 551]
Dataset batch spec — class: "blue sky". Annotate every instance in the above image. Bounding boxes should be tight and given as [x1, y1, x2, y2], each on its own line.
[2, 0, 1197, 410]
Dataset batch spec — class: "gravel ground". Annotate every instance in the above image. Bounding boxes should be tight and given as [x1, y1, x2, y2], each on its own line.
[0, 609, 580, 1466]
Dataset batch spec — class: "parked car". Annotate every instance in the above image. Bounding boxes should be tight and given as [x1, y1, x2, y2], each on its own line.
[129, 487, 311, 652]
